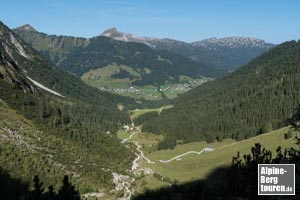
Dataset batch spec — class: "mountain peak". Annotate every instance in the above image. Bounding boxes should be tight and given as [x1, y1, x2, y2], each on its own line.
[15, 24, 38, 32]
[101, 27, 122, 37]
[100, 27, 156, 45]
[102, 27, 118, 33]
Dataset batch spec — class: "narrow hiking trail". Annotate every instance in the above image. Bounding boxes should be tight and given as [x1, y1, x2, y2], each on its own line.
[134, 141, 155, 164]
[122, 127, 288, 165]
[121, 129, 214, 164]
[121, 130, 139, 143]
[121, 128, 155, 164]
[158, 147, 214, 163]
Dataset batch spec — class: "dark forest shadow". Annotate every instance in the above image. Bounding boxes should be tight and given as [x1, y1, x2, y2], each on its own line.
[0, 167, 30, 200]
[0, 167, 80, 200]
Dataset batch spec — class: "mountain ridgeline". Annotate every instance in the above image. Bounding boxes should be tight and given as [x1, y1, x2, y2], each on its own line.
[142, 40, 300, 149]
[0, 21, 135, 192]
[59, 36, 224, 86]
[14, 25, 225, 87]
[100, 27, 275, 71]
[13, 24, 89, 65]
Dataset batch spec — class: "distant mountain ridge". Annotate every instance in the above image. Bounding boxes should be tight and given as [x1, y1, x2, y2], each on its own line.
[101, 27, 272, 49]
[101, 27, 156, 47]
[14, 24, 225, 88]
[191, 36, 273, 49]
[100, 27, 275, 71]
[14, 24, 275, 73]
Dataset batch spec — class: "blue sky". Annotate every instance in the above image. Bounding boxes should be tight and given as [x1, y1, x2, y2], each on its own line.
[1, 0, 299, 43]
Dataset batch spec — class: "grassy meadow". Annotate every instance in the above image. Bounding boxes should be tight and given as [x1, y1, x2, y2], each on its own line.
[118, 108, 298, 192]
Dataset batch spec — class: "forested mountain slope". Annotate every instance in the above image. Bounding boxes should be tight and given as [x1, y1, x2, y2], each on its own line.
[14, 24, 88, 65]
[14, 25, 225, 87]
[142, 40, 300, 149]
[60, 36, 225, 86]
[0, 21, 134, 192]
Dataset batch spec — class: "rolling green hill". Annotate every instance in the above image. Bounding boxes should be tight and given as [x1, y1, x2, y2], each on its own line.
[0, 21, 135, 194]
[142, 40, 300, 149]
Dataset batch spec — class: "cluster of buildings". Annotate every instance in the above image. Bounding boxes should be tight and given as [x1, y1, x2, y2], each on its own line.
[159, 79, 208, 92]
[98, 79, 209, 96]
[99, 86, 143, 95]
[123, 123, 136, 132]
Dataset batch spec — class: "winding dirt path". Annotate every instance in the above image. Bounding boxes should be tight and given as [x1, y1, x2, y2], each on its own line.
[158, 147, 214, 163]
[134, 141, 155, 164]
[121, 130, 214, 164]
[121, 131, 139, 143]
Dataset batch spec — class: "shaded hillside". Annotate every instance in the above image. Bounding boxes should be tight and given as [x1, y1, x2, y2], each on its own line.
[0, 169, 80, 200]
[0, 167, 30, 200]
[0, 21, 134, 192]
[142, 40, 300, 149]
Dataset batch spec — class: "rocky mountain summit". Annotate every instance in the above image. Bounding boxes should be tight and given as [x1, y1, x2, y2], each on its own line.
[14, 24, 37, 32]
[101, 27, 156, 46]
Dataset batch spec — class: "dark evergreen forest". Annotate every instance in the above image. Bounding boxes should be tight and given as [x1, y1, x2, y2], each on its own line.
[59, 36, 225, 86]
[142, 41, 300, 149]
[0, 21, 135, 191]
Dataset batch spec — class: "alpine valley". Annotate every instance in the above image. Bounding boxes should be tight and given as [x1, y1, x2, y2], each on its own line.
[14, 25, 274, 100]
[0, 9, 299, 200]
